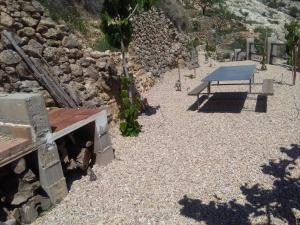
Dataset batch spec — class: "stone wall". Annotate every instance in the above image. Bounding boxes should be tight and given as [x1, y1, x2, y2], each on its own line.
[0, 0, 121, 111]
[129, 8, 193, 77]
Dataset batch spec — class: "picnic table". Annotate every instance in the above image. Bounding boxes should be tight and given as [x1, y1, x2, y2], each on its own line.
[202, 65, 256, 93]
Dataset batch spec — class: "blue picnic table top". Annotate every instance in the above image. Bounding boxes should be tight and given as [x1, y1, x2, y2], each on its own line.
[202, 65, 256, 82]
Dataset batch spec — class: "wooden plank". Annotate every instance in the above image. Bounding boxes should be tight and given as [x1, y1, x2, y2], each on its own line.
[2, 30, 80, 108]
[188, 82, 209, 96]
[262, 79, 274, 95]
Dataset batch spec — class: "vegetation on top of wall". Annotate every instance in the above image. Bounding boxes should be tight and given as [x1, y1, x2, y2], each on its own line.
[37, 0, 87, 34]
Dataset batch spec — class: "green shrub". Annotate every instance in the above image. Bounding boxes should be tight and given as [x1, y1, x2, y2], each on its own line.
[37, 0, 87, 34]
[119, 76, 141, 137]
[92, 36, 121, 52]
[227, 36, 246, 51]
[289, 6, 300, 18]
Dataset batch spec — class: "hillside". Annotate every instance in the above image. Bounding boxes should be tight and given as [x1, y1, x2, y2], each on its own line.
[225, 0, 300, 40]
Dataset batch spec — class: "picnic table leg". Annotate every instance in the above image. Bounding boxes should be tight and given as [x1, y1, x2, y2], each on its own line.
[249, 79, 252, 93]
[207, 81, 211, 95]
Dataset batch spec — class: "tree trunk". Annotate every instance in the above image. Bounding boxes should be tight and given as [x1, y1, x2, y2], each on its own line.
[201, 5, 207, 15]
[120, 39, 133, 103]
[293, 47, 297, 85]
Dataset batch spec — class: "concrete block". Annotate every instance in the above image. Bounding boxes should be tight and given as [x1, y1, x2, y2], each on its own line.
[38, 143, 68, 204]
[0, 93, 50, 140]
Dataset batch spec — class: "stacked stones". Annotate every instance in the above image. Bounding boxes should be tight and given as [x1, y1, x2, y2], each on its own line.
[129, 8, 191, 77]
[0, 0, 120, 108]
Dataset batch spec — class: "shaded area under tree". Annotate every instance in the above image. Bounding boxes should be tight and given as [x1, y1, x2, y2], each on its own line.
[179, 144, 300, 225]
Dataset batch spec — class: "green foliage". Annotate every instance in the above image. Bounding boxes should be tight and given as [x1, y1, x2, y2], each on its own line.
[100, 0, 155, 49]
[37, 0, 87, 34]
[289, 6, 300, 18]
[186, 37, 200, 51]
[197, 0, 225, 15]
[119, 76, 141, 137]
[205, 41, 216, 57]
[92, 36, 121, 52]
[285, 20, 300, 65]
[227, 36, 246, 51]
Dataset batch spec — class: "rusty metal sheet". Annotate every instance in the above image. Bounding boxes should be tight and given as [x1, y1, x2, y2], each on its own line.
[48, 108, 103, 133]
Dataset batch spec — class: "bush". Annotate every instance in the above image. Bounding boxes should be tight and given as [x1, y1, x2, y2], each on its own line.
[119, 76, 141, 137]
[92, 36, 121, 52]
[227, 37, 246, 51]
[289, 6, 300, 18]
[37, 0, 87, 34]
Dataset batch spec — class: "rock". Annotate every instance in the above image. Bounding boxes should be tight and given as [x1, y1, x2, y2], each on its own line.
[11, 158, 26, 174]
[84, 66, 99, 81]
[31, 12, 41, 20]
[60, 63, 71, 74]
[22, 3, 37, 13]
[46, 39, 61, 47]
[62, 35, 81, 49]
[18, 27, 35, 37]
[13, 21, 24, 29]
[16, 62, 33, 80]
[0, 50, 21, 65]
[80, 57, 96, 67]
[19, 80, 42, 93]
[95, 61, 107, 70]
[21, 16, 39, 27]
[23, 39, 43, 57]
[4, 67, 16, 75]
[35, 33, 45, 43]
[90, 51, 103, 59]
[31, 0, 44, 13]
[38, 17, 56, 28]
[43, 28, 63, 40]
[11, 179, 40, 205]
[43, 47, 61, 62]
[68, 49, 83, 59]
[0, 12, 14, 27]
[70, 64, 83, 77]
[36, 24, 48, 33]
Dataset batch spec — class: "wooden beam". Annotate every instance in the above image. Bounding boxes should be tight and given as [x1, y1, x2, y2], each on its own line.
[2, 30, 80, 108]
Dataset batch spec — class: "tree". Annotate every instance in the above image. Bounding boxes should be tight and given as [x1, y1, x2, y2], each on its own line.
[100, 0, 153, 136]
[285, 20, 300, 85]
[192, 0, 224, 15]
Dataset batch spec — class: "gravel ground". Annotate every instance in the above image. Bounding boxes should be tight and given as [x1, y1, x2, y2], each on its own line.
[33, 59, 300, 225]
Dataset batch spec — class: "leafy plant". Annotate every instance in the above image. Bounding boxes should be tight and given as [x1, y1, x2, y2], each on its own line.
[92, 36, 121, 52]
[205, 41, 216, 57]
[119, 76, 141, 137]
[285, 20, 300, 85]
[37, 0, 87, 34]
[100, 0, 154, 136]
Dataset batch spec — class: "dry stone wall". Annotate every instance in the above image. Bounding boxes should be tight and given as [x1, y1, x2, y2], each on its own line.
[0, 0, 121, 110]
[129, 8, 193, 77]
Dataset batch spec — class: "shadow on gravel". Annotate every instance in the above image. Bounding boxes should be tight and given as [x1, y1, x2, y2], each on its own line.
[187, 95, 208, 111]
[178, 144, 300, 225]
[198, 92, 247, 113]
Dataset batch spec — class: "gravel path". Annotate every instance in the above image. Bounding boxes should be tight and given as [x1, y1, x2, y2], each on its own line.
[33, 60, 300, 225]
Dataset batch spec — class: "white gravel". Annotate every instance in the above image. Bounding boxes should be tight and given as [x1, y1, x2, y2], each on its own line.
[33, 59, 300, 225]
